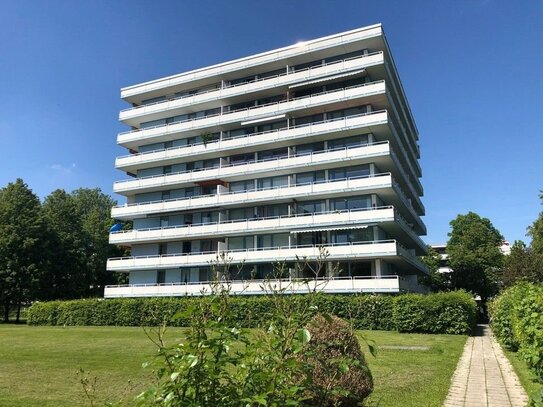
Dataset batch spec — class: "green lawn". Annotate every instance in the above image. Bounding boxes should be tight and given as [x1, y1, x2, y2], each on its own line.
[361, 330, 466, 407]
[503, 348, 543, 402]
[0, 325, 466, 407]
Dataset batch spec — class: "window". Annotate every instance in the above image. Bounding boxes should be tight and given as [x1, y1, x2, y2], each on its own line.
[257, 204, 289, 218]
[328, 134, 369, 150]
[229, 236, 253, 250]
[257, 175, 288, 190]
[297, 232, 326, 246]
[296, 171, 325, 184]
[156, 270, 166, 284]
[296, 201, 326, 215]
[230, 207, 254, 221]
[257, 120, 287, 133]
[257, 233, 289, 248]
[294, 113, 324, 126]
[258, 148, 288, 161]
[230, 180, 254, 193]
[296, 142, 324, 156]
[329, 165, 370, 180]
[331, 228, 373, 244]
[331, 196, 371, 211]
[230, 153, 255, 165]
[160, 217, 169, 228]
[163, 165, 172, 175]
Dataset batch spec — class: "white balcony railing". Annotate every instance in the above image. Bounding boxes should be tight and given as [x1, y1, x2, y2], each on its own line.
[107, 240, 402, 271]
[120, 51, 385, 121]
[104, 274, 402, 298]
[117, 81, 386, 146]
[111, 172, 394, 219]
[115, 110, 389, 170]
[109, 206, 396, 244]
[113, 142, 392, 194]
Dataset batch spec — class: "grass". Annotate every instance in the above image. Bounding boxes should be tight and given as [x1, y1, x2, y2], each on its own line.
[0, 325, 466, 407]
[503, 348, 543, 402]
[360, 330, 466, 407]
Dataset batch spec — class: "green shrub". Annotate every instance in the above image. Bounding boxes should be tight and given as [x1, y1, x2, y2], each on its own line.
[393, 291, 476, 335]
[27, 291, 476, 335]
[489, 283, 530, 351]
[490, 283, 543, 382]
[302, 314, 373, 406]
[511, 285, 543, 381]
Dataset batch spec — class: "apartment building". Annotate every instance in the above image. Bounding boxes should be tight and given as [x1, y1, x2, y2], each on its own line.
[105, 23, 428, 298]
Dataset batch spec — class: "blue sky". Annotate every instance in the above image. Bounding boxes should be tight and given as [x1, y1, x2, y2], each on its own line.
[0, 0, 541, 245]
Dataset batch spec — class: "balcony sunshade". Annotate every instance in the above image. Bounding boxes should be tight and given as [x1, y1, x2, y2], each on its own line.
[241, 114, 286, 126]
[290, 225, 369, 234]
[289, 69, 366, 89]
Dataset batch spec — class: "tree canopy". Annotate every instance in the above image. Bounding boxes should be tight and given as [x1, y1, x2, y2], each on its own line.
[0, 179, 46, 322]
[446, 212, 504, 301]
[0, 180, 124, 321]
[527, 191, 543, 255]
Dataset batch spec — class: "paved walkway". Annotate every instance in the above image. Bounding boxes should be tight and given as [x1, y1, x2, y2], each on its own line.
[443, 324, 529, 407]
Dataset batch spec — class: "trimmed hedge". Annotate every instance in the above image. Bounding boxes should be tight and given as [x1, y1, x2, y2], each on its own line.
[490, 283, 543, 381]
[27, 291, 476, 335]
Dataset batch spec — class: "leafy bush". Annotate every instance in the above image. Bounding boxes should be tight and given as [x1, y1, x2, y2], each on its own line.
[27, 291, 476, 334]
[490, 283, 543, 382]
[489, 283, 530, 351]
[302, 314, 373, 406]
[393, 290, 476, 334]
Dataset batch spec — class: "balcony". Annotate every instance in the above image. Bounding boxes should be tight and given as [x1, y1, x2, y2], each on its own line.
[115, 110, 390, 172]
[113, 172, 392, 217]
[113, 142, 393, 195]
[119, 52, 385, 126]
[117, 81, 387, 149]
[110, 206, 396, 244]
[112, 172, 424, 235]
[106, 239, 426, 273]
[104, 274, 407, 298]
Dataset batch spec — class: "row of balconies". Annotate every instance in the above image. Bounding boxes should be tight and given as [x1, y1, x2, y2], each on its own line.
[113, 141, 424, 216]
[119, 52, 386, 125]
[115, 110, 423, 197]
[117, 81, 387, 148]
[120, 25, 385, 100]
[106, 239, 427, 272]
[111, 172, 426, 235]
[109, 206, 427, 253]
[104, 274, 409, 298]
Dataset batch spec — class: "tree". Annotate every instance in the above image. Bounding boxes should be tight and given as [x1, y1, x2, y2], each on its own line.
[527, 191, 543, 254]
[446, 212, 504, 302]
[419, 245, 450, 291]
[71, 188, 127, 295]
[41, 189, 87, 299]
[501, 240, 543, 287]
[42, 188, 126, 298]
[0, 179, 45, 322]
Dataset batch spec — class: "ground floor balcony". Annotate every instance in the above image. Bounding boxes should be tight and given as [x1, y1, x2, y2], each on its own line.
[106, 240, 427, 274]
[103, 274, 420, 298]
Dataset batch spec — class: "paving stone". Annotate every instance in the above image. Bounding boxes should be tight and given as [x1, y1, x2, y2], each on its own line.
[442, 324, 529, 407]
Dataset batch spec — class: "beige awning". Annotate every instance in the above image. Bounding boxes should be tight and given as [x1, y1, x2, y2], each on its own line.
[290, 225, 369, 234]
[289, 69, 366, 89]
